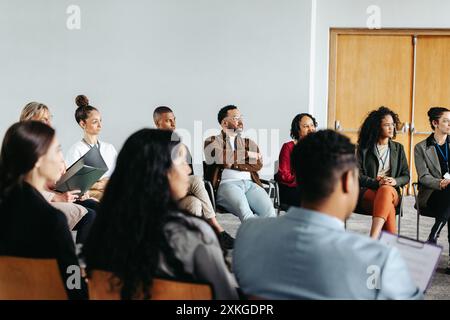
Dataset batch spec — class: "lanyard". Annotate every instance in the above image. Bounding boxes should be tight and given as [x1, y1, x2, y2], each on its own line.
[436, 142, 448, 162]
[436, 142, 449, 172]
[376, 145, 390, 170]
[82, 139, 100, 149]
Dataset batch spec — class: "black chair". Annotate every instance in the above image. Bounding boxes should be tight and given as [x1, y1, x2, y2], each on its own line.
[202, 161, 277, 214]
[272, 160, 290, 214]
[352, 185, 406, 234]
[412, 182, 436, 241]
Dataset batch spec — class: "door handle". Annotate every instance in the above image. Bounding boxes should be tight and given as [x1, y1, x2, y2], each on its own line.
[334, 120, 359, 133]
[410, 124, 432, 135]
[399, 122, 410, 134]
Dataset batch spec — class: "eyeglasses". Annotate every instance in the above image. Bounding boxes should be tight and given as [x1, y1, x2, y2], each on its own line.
[228, 115, 244, 121]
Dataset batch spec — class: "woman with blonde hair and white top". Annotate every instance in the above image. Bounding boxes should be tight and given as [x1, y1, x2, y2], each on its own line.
[66, 95, 118, 201]
[20, 101, 97, 246]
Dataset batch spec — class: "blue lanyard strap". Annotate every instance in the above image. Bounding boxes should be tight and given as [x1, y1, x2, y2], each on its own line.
[436, 143, 449, 174]
[376, 145, 390, 170]
[436, 142, 448, 163]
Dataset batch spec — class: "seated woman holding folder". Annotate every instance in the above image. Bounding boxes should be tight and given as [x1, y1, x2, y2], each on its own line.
[414, 107, 450, 274]
[0, 121, 87, 299]
[82, 129, 238, 300]
[356, 107, 410, 239]
[20, 102, 97, 246]
[66, 95, 118, 201]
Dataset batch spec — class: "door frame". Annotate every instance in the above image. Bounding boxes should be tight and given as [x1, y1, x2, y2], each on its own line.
[328, 28, 450, 129]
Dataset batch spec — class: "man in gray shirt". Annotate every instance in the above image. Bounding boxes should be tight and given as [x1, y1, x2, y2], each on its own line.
[233, 130, 422, 300]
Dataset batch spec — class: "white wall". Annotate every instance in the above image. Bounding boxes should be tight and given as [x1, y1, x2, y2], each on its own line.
[0, 0, 312, 176]
[4, 0, 450, 176]
[313, 0, 450, 129]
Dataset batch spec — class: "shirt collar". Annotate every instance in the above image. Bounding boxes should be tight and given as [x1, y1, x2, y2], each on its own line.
[284, 206, 346, 231]
[426, 133, 450, 147]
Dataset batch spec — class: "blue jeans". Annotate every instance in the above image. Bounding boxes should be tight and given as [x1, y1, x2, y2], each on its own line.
[217, 180, 276, 221]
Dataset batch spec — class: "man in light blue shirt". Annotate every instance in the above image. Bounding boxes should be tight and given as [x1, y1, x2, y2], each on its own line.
[233, 130, 422, 299]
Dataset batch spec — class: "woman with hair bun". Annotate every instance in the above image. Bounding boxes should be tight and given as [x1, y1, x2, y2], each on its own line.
[414, 107, 450, 274]
[65, 95, 118, 201]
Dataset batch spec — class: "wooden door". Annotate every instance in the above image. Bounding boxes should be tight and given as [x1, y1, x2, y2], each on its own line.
[411, 36, 450, 183]
[333, 34, 413, 146]
[330, 34, 414, 193]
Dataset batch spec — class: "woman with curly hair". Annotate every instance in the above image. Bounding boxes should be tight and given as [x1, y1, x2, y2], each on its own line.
[82, 129, 238, 300]
[356, 107, 410, 239]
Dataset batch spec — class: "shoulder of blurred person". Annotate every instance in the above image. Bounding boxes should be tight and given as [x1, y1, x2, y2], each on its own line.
[161, 211, 239, 300]
[233, 206, 422, 299]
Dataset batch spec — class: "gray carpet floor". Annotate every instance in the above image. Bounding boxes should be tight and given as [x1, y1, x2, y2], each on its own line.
[216, 196, 450, 300]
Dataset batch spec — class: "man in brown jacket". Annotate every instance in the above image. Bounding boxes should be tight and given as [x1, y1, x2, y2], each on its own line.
[204, 105, 276, 221]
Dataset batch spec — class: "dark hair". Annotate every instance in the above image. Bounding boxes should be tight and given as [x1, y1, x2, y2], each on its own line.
[75, 94, 98, 124]
[427, 107, 450, 131]
[357, 106, 401, 149]
[0, 121, 55, 203]
[217, 105, 238, 124]
[292, 130, 356, 203]
[83, 129, 208, 299]
[290, 113, 318, 140]
[153, 106, 173, 123]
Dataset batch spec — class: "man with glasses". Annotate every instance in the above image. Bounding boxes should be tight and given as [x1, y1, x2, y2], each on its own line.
[204, 105, 276, 221]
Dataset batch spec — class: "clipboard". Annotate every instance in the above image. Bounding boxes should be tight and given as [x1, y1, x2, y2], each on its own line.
[379, 231, 443, 292]
[55, 147, 108, 194]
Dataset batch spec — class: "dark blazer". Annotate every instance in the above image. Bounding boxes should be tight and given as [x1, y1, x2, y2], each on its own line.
[414, 134, 450, 208]
[357, 140, 410, 191]
[0, 182, 87, 300]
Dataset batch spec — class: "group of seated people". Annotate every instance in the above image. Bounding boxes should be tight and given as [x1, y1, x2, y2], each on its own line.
[0, 97, 449, 299]
[276, 107, 450, 246]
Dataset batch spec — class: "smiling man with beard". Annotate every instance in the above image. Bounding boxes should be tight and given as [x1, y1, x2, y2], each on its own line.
[204, 105, 276, 222]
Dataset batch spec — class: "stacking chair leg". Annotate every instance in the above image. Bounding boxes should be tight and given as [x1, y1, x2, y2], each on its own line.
[417, 211, 420, 241]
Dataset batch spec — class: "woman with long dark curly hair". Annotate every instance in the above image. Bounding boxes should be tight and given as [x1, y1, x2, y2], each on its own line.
[356, 107, 410, 239]
[82, 129, 238, 300]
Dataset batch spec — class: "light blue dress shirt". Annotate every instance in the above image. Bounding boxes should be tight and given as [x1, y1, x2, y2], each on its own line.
[233, 207, 423, 300]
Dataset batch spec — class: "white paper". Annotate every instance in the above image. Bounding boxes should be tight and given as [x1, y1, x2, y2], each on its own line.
[379, 232, 442, 292]
[444, 172, 450, 180]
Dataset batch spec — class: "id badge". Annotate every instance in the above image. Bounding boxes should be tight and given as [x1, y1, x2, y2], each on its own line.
[444, 172, 450, 180]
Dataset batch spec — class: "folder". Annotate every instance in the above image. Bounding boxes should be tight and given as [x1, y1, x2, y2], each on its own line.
[379, 231, 443, 292]
[55, 147, 108, 194]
